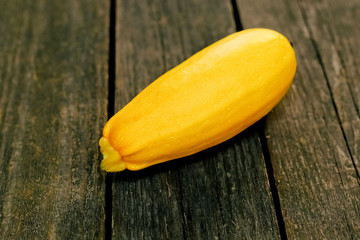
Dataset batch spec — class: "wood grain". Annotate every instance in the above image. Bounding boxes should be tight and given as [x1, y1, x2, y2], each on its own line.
[0, 1, 109, 239]
[297, 0, 360, 182]
[112, 0, 280, 239]
[236, 0, 360, 238]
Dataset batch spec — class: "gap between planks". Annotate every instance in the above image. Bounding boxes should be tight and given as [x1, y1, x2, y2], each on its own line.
[105, 0, 117, 239]
[230, 0, 288, 239]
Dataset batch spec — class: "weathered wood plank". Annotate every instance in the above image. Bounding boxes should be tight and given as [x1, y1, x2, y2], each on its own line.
[297, 0, 360, 182]
[236, 0, 360, 238]
[0, 1, 109, 239]
[113, 0, 280, 239]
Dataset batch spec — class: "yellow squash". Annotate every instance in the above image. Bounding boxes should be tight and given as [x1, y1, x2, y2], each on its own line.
[100, 28, 296, 172]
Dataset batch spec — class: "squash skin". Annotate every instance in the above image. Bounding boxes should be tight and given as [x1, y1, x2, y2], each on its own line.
[100, 28, 296, 172]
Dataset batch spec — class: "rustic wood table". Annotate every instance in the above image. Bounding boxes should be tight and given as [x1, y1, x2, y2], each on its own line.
[1, 0, 359, 239]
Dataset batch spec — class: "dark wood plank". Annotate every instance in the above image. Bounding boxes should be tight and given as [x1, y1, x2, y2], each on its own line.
[236, 0, 360, 238]
[0, 1, 109, 239]
[297, 0, 360, 181]
[113, 0, 280, 239]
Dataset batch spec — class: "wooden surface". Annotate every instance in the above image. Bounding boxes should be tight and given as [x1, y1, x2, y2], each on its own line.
[237, 0, 360, 238]
[0, 0, 359, 239]
[0, 0, 109, 239]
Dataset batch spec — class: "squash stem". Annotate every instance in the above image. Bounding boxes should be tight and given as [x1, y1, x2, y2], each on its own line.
[99, 137, 126, 172]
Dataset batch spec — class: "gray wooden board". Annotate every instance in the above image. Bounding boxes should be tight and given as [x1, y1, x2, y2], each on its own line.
[112, 0, 280, 239]
[0, 0, 109, 239]
[297, 0, 360, 181]
[236, 0, 360, 238]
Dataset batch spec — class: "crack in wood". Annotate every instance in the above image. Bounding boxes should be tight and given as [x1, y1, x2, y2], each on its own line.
[259, 120, 288, 240]
[325, 26, 360, 119]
